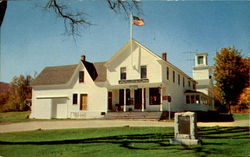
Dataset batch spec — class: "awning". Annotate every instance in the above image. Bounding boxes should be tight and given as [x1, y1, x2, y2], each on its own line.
[36, 96, 69, 99]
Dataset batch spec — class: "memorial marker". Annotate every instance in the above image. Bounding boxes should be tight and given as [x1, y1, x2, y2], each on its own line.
[170, 112, 200, 145]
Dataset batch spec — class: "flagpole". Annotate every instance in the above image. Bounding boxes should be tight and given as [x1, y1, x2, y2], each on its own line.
[130, 13, 133, 41]
[130, 13, 133, 67]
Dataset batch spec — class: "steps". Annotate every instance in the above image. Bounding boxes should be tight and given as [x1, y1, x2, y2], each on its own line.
[103, 111, 163, 120]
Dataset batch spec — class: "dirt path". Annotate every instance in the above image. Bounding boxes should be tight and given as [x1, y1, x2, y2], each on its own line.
[0, 119, 249, 133]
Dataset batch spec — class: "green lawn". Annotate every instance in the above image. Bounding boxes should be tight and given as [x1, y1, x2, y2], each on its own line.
[233, 113, 249, 120]
[0, 111, 31, 123]
[0, 127, 249, 157]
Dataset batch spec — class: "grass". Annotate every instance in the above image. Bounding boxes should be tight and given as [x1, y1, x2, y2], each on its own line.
[0, 127, 249, 157]
[0, 111, 31, 123]
[233, 113, 249, 120]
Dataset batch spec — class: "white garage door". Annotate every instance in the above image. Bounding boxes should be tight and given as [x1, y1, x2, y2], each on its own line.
[51, 98, 68, 119]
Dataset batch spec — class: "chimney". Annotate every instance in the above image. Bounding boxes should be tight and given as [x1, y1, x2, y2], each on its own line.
[81, 55, 86, 61]
[162, 52, 167, 61]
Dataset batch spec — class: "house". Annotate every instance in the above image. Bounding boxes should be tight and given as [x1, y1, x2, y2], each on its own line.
[30, 40, 213, 119]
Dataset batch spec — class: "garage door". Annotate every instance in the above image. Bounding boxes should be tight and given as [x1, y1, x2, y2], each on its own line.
[51, 98, 68, 119]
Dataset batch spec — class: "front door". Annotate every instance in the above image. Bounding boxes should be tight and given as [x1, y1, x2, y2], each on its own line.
[134, 88, 142, 109]
[108, 92, 112, 111]
[80, 94, 88, 110]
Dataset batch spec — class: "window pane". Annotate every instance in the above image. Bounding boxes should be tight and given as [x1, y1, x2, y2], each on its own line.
[178, 74, 180, 85]
[191, 95, 195, 104]
[166, 67, 169, 80]
[120, 67, 126, 80]
[198, 56, 203, 65]
[186, 95, 190, 104]
[173, 71, 175, 83]
[73, 94, 77, 104]
[141, 66, 147, 79]
[79, 71, 84, 83]
[183, 77, 185, 87]
[196, 95, 200, 104]
[149, 88, 161, 105]
[126, 89, 131, 105]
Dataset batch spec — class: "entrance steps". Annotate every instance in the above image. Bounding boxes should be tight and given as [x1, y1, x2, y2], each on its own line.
[103, 111, 163, 120]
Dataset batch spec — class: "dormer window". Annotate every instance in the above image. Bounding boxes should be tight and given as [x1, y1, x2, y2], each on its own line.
[120, 67, 126, 80]
[79, 71, 84, 83]
[197, 56, 204, 65]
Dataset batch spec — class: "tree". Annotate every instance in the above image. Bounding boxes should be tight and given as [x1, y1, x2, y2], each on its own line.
[214, 47, 249, 113]
[1, 0, 141, 37]
[2, 75, 33, 112]
[45, 0, 141, 37]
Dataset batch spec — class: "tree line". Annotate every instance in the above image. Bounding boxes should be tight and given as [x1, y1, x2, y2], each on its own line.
[0, 75, 33, 112]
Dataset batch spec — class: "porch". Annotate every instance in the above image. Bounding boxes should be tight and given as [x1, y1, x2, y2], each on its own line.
[107, 83, 170, 112]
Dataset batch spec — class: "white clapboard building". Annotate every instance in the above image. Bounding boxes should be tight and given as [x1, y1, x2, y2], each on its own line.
[30, 40, 214, 119]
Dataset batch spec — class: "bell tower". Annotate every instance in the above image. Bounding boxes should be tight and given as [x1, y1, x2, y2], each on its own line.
[192, 52, 214, 109]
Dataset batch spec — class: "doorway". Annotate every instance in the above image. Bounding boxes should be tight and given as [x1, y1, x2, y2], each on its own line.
[108, 92, 112, 111]
[80, 94, 88, 110]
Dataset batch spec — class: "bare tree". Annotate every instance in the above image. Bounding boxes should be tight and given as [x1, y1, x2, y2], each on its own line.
[45, 0, 141, 37]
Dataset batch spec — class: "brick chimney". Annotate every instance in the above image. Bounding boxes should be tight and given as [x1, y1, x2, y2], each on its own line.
[81, 55, 86, 61]
[162, 52, 167, 61]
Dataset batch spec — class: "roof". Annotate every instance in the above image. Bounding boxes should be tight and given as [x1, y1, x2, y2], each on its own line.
[31, 64, 78, 86]
[32, 61, 107, 86]
[93, 62, 107, 82]
[81, 60, 107, 82]
[82, 61, 98, 81]
[184, 90, 207, 96]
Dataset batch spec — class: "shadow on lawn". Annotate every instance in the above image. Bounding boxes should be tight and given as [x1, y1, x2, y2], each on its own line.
[0, 127, 249, 156]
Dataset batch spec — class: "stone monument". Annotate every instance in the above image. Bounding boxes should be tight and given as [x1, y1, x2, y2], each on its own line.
[170, 112, 200, 145]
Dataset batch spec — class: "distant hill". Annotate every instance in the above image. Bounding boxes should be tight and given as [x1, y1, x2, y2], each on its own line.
[0, 82, 9, 93]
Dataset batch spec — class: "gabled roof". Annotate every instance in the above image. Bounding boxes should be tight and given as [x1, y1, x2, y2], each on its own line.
[105, 39, 162, 65]
[32, 61, 107, 86]
[31, 64, 78, 86]
[93, 62, 107, 82]
[105, 39, 196, 83]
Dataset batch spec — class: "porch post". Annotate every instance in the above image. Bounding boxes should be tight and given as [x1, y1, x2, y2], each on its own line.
[160, 87, 163, 111]
[142, 88, 144, 112]
[123, 89, 126, 112]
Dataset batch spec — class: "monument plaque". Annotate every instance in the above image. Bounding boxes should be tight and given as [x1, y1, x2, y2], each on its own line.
[178, 116, 190, 134]
[170, 112, 200, 145]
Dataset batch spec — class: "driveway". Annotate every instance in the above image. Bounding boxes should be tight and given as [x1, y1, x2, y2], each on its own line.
[0, 119, 249, 133]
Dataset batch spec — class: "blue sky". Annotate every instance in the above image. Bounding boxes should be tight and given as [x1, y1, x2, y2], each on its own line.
[1, 1, 249, 82]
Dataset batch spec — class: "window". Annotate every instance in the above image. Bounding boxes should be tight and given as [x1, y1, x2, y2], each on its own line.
[198, 56, 204, 65]
[183, 77, 185, 87]
[178, 74, 180, 85]
[79, 71, 84, 83]
[173, 71, 175, 83]
[126, 89, 131, 105]
[149, 88, 161, 105]
[166, 67, 169, 80]
[119, 89, 124, 105]
[196, 95, 200, 104]
[140, 66, 147, 79]
[191, 95, 195, 104]
[193, 83, 196, 90]
[188, 80, 191, 87]
[186, 95, 190, 104]
[73, 94, 78, 104]
[120, 67, 126, 80]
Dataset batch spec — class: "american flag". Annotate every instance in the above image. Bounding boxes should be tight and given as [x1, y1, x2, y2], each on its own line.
[133, 16, 144, 26]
